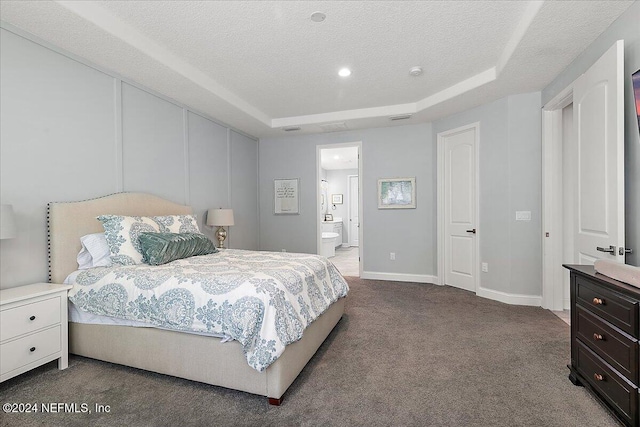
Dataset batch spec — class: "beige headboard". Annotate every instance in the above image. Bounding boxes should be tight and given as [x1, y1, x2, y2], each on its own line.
[48, 192, 192, 284]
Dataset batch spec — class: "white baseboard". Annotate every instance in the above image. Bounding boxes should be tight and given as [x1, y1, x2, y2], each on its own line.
[360, 271, 437, 284]
[476, 286, 542, 307]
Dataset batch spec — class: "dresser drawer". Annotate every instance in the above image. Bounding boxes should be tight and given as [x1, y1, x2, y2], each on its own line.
[576, 306, 638, 383]
[0, 296, 61, 342]
[576, 276, 639, 337]
[576, 341, 638, 426]
[0, 325, 61, 376]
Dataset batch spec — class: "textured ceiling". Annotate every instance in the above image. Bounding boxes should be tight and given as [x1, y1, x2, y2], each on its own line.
[0, 1, 633, 138]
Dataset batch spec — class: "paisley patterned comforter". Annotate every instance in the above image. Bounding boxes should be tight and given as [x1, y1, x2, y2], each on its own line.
[67, 249, 349, 371]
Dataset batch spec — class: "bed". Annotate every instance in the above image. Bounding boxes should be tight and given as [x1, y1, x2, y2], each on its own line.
[47, 192, 347, 405]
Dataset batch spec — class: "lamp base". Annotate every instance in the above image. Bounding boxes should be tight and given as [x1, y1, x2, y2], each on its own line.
[215, 226, 228, 249]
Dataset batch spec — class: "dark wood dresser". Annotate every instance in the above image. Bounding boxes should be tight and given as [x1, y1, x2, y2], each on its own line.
[564, 264, 639, 427]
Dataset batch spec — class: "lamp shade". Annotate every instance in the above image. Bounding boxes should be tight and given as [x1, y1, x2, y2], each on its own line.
[1, 204, 17, 240]
[207, 208, 234, 227]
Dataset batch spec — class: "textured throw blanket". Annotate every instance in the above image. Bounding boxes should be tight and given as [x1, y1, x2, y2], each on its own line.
[67, 249, 349, 371]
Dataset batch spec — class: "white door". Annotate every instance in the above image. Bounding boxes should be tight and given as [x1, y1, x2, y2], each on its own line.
[442, 125, 477, 292]
[348, 175, 359, 246]
[573, 40, 625, 264]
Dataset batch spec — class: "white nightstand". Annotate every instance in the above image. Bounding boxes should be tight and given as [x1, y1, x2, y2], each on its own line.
[0, 283, 72, 382]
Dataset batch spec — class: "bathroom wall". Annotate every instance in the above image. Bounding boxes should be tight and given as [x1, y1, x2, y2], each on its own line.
[325, 168, 358, 245]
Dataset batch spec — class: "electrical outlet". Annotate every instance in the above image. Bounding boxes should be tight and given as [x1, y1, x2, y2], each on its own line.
[390, 252, 396, 261]
[515, 211, 531, 221]
[482, 262, 488, 273]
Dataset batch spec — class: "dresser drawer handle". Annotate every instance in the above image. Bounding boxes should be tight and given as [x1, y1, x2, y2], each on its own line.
[592, 297, 604, 305]
[29, 347, 36, 353]
[593, 333, 604, 341]
[29, 315, 36, 321]
[593, 373, 605, 381]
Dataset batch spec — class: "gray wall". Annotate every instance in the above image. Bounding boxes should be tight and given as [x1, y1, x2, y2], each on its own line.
[433, 92, 542, 296]
[325, 168, 358, 245]
[259, 123, 436, 278]
[0, 27, 258, 289]
[542, 1, 640, 266]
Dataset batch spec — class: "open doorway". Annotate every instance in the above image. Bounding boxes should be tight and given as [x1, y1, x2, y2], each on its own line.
[317, 142, 362, 277]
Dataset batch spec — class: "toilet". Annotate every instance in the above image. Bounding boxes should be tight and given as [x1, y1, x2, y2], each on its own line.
[321, 232, 339, 258]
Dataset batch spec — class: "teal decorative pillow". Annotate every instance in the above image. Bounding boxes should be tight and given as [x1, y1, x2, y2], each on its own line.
[97, 215, 162, 265]
[138, 232, 217, 266]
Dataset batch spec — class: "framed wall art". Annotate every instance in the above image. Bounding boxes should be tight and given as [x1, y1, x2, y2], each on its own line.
[274, 178, 300, 214]
[378, 177, 416, 209]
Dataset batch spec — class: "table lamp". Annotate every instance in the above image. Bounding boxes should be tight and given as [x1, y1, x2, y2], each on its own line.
[206, 208, 234, 249]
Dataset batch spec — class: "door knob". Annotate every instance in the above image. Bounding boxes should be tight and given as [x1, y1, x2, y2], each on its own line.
[596, 245, 616, 254]
[466, 229, 476, 234]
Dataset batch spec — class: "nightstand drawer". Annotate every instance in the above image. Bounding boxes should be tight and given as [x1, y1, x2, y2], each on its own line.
[576, 305, 638, 383]
[0, 325, 61, 376]
[576, 341, 638, 426]
[576, 276, 639, 337]
[0, 296, 61, 342]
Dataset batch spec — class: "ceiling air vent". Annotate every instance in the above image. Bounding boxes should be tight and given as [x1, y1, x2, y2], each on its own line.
[389, 114, 413, 121]
[282, 126, 301, 132]
[319, 122, 349, 132]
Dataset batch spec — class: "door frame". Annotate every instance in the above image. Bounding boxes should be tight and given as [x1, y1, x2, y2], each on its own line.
[347, 174, 359, 247]
[316, 141, 363, 277]
[436, 122, 480, 292]
[542, 83, 574, 310]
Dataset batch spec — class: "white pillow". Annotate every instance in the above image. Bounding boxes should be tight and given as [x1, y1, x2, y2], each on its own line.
[76, 233, 112, 269]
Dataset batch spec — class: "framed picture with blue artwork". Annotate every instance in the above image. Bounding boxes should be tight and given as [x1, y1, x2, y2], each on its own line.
[378, 177, 416, 209]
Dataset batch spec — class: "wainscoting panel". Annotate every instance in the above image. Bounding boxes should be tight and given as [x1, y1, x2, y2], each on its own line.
[188, 111, 230, 233]
[121, 83, 186, 204]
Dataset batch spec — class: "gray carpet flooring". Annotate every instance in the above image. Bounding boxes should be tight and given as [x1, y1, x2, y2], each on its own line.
[0, 278, 618, 427]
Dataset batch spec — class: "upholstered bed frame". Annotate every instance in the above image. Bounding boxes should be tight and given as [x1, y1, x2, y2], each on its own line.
[47, 192, 345, 405]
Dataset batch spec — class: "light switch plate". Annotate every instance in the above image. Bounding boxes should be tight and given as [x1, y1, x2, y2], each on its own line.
[515, 211, 531, 221]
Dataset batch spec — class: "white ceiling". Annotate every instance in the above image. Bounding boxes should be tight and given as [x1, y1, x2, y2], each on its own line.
[0, 1, 633, 138]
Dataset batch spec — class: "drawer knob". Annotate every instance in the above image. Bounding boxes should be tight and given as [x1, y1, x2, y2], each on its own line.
[29, 347, 36, 353]
[29, 315, 36, 321]
[593, 333, 604, 341]
[594, 373, 605, 381]
[592, 297, 604, 305]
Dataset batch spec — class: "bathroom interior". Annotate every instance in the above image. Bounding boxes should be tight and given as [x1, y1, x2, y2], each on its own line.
[319, 146, 360, 277]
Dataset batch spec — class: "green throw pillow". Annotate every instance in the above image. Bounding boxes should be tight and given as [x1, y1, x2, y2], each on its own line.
[138, 232, 217, 265]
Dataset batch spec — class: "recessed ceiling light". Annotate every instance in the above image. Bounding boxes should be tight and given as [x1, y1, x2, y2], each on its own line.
[334, 155, 340, 160]
[338, 68, 351, 77]
[310, 12, 326, 22]
[409, 66, 423, 76]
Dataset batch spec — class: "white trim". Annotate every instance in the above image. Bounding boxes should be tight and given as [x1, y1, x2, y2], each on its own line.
[347, 174, 359, 247]
[476, 287, 542, 307]
[361, 272, 437, 284]
[541, 80, 575, 310]
[316, 142, 363, 277]
[436, 122, 481, 292]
